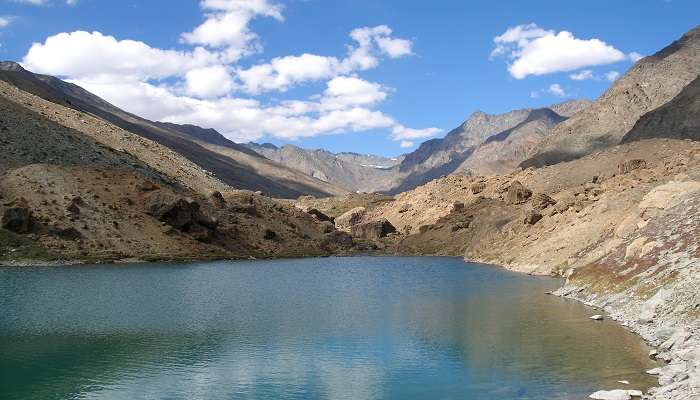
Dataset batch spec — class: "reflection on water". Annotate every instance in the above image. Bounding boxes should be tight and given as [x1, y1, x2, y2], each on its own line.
[0, 257, 656, 400]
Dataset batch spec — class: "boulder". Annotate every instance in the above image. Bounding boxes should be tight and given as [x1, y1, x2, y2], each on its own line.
[531, 193, 557, 210]
[350, 218, 396, 240]
[471, 182, 486, 194]
[523, 210, 543, 225]
[398, 203, 411, 213]
[590, 314, 604, 321]
[208, 191, 227, 208]
[335, 207, 366, 229]
[506, 181, 532, 205]
[306, 208, 333, 223]
[144, 192, 218, 232]
[618, 159, 647, 175]
[588, 389, 642, 400]
[452, 202, 465, 212]
[323, 230, 353, 247]
[2, 206, 35, 234]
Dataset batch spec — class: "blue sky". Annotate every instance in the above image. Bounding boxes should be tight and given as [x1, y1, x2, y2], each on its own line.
[0, 0, 698, 156]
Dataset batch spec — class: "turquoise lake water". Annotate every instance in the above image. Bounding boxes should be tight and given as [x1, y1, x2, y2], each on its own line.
[0, 256, 656, 399]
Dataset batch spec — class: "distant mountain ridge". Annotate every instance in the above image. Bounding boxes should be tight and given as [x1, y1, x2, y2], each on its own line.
[0, 62, 346, 199]
[244, 143, 403, 193]
[383, 99, 592, 194]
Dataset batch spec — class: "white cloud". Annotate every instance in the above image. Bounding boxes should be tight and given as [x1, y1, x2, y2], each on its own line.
[184, 65, 234, 98]
[492, 24, 626, 79]
[529, 90, 540, 99]
[237, 53, 339, 94]
[236, 25, 413, 94]
[181, 0, 283, 63]
[0, 16, 12, 28]
[12, 0, 77, 5]
[23, 31, 220, 82]
[547, 83, 566, 97]
[569, 70, 594, 80]
[20, 5, 435, 145]
[399, 140, 414, 148]
[605, 70, 620, 81]
[318, 76, 388, 111]
[391, 125, 442, 141]
[628, 51, 643, 62]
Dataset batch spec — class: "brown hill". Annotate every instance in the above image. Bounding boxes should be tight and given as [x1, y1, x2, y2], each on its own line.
[622, 75, 700, 143]
[0, 62, 345, 198]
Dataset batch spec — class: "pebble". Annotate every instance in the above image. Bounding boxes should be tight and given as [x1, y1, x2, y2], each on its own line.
[589, 389, 643, 400]
[590, 314, 604, 320]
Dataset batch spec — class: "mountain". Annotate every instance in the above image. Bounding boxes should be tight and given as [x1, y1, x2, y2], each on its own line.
[385, 100, 591, 194]
[622, 75, 700, 143]
[0, 74, 355, 263]
[244, 143, 402, 193]
[0, 62, 346, 199]
[455, 108, 568, 176]
[522, 25, 700, 168]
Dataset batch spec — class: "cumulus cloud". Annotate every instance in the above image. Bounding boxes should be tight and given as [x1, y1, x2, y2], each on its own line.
[568, 69, 621, 82]
[23, 31, 220, 82]
[391, 125, 442, 141]
[569, 70, 594, 81]
[605, 70, 620, 81]
[492, 23, 626, 79]
[181, 0, 283, 62]
[236, 25, 413, 94]
[531, 83, 569, 98]
[20, 2, 436, 146]
[628, 51, 643, 62]
[547, 83, 567, 97]
[400, 140, 414, 148]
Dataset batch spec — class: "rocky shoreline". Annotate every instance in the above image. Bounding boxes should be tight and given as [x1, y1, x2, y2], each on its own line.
[554, 283, 699, 400]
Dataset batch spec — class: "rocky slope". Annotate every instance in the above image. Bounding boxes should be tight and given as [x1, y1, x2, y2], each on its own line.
[244, 143, 401, 193]
[0, 78, 356, 264]
[522, 25, 700, 168]
[0, 62, 345, 198]
[385, 100, 591, 194]
[455, 108, 567, 176]
[622, 75, 700, 143]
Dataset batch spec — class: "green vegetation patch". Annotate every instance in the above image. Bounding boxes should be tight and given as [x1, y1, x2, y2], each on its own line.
[0, 228, 58, 262]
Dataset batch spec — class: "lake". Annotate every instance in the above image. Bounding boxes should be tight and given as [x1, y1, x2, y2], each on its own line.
[0, 256, 656, 399]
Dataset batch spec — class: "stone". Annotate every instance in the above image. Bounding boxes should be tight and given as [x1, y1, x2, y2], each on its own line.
[506, 181, 532, 205]
[208, 191, 227, 208]
[306, 208, 333, 223]
[452, 202, 465, 212]
[590, 314, 604, 320]
[334, 207, 366, 229]
[2, 206, 35, 234]
[523, 210, 543, 225]
[144, 193, 217, 232]
[531, 193, 557, 210]
[350, 218, 396, 240]
[471, 182, 486, 194]
[263, 229, 278, 240]
[638, 180, 700, 211]
[588, 389, 636, 400]
[398, 203, 411, 213]
[322, 230, 353, 247]
[618, 159, 647, 174]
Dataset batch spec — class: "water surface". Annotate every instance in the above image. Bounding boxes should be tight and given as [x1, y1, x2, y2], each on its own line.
[0, 257, 656, 399]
